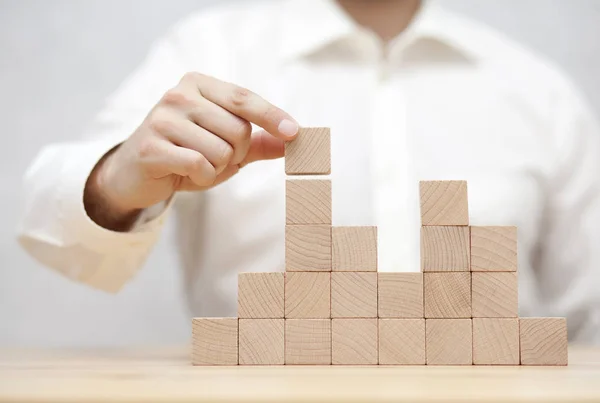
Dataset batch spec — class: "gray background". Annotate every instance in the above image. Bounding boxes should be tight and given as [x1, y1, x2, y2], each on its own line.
[1, 0, 599, 347]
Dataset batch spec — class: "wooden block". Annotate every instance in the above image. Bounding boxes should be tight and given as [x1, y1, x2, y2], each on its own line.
[285, 225, 331, 272]
[379, 319, 425, 365]
[520, 317, 568, 366]
[471, 226, 518, 272]
[473, 318, 519, 365]
[239, 319, 284, 365]
[285, 127, 331, 175]
[285, 319, 331, 365]
[286, 179, 332, 225]
[332, 226, 377, 272]
[426, 319, 472, 365]
[424, 272, 471, 318]
[472, 272, 518, 318]
[378, 273, 423, 318]
[332, 319, 378, 365]
[421, 226, 470, 272]
[285, 272, 330, 318]
[191, 318, 238, 366]
[238, 273, 284, 319]
[331, 272, 377, 318]
[419, 180, 469, 226]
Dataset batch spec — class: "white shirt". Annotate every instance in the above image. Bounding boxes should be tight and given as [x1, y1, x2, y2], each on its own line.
[18, 0, 600, 343]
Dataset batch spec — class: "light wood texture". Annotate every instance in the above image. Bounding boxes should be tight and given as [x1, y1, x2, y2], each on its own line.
[285, 272, 330, 319]
[520, 317, 568, 366]
[285, 225, 331, 272]
[331, 272, 377, 318]
[424, 272, 471, 318]
[420, 226, 470, 272]
[426, 319, 473, 365]
[2, 346, 598, 402]
[285, 127, 331, 175]
[379, 319, 426, 365]
[471, 226, 518, 272]
[191, 318, 238, 366]
[332, 319, 378, 365]
[332, 226, 377, 271]
[378, 273, 423, 318]
[238, 272, 284, 318]
[472, 272, 518, 318]
[419, 180, 469, 226]
[473, 318, 520, 365]
[285, 319, 331, 365]
[239, 319, 284, 365]
[286, 179, 332, 225]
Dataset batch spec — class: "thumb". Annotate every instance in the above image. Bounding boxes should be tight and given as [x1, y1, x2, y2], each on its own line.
[239, 129, 285, 168]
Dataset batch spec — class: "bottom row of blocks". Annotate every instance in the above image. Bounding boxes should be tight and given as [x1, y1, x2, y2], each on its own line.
[192, 317, 567, 366]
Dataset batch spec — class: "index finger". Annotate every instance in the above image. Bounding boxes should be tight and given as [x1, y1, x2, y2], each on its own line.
[193, 74, 299, 140]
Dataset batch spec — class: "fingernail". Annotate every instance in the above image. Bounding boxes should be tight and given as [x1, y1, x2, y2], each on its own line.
[278, 119, 299, 138]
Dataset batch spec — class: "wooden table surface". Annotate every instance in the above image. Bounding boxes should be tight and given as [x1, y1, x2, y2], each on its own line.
[1, 346, 599, 403]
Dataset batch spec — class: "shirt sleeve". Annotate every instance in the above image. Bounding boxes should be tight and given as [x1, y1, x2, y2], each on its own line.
[536, 85, 600, 344]
[17, 22, 192, 293]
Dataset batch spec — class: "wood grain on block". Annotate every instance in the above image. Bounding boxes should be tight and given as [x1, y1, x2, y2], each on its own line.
[472, 272, 518, 318]
[331, 272, 377, 318]
[419, 180, 469, 226]
[286, 179, 332, 225]
[471, 226, 518, 272]
[426, 319, 473, 365]
[285, 272, 330, 318]
[285, 225, 331, 272]
[332, 319, 378, 365]
[285, 127, 331, 175]
[332, 226, 377, 271]
[421, 226, 470, 272]
[378, 273, 423, 318]
[239, 319, 284, 365]
[472, 318, 519, 365]
[285, 319, 331, 365]
[424, 272, 471, 318]
[191, 318, 238, 366]
[238, 273, 284, 319]
[520, 317, 568, 366]
[379, 319, 425, 365]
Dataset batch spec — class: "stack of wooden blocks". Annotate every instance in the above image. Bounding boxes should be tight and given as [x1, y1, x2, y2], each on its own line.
[192, 127, 568, 366]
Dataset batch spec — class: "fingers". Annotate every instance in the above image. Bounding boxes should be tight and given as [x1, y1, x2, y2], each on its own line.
[239, 129, 285, 167]
[139, 138, 216, 187]
[177, 164, 240, 191]
[190, 74, 299, 141]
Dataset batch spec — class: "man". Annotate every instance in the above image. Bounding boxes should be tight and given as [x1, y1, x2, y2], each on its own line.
[18, 0, 600, 343]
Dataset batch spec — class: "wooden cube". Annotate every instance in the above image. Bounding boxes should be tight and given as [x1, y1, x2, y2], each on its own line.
[378, 273, 423, 318]
[239, 319, 284, 365]
[426, 319, 472, 365]
[332, 226, 377, 271]
[192, 318, 238, 366]
[331, 272, 377, 318]
[332, 319, 378, 365]
[419, 180, 469, 226]
[286, 179, 331, 225]
[471, 226, 518, 272]
[473, 318, 519, 365]
[285, 272, 330, 318]
[379, 319, 425, 365]
[238, 273, 284, 318]
[520, 318, 568, 366]
[472, 272, 518, 318]
[421, 226, 470, 272]
[285, 319, 331, 365]
[424, 272, 471, 318]
[285, 225, 331, 272]
[285, 127, 331, 175]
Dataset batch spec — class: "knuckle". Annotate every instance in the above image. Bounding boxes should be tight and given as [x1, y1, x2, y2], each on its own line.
[137, 137, 160, 159]
[147, 112, 174, 135]
[187, 156, 216, 184]
[229, 119, 252, 144]
[217, 144, 234, 165]
[181, 71, 203, 83]
[161, 88, 197, 109]
[261, 105, 281, 127]
[229, 86, 252, 108]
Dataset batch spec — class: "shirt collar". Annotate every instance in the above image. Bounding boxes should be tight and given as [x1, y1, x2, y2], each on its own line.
[279, 0, 483, 63]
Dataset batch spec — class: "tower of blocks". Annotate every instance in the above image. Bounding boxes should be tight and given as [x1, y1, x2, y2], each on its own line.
[192, 127, 568, 366]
